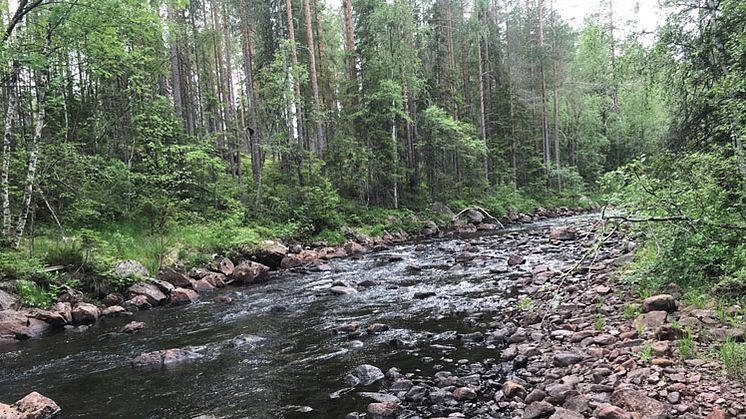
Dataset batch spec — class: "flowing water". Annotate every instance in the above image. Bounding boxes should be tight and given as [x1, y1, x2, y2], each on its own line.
[0, 216, 591, 418]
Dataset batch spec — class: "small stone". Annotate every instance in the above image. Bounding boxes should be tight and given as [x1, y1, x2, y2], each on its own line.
[121, 321, 145, 334]
[367, 323, 389, 334]
[366, 401, 399, 419]
[453, 387, 477, 401]
[503, 380, 527, 400]
[595, 404, 632, 419]
[508, 255, 526, 266]
[553, 352, 584, 367]
[706, 408, 730, 419]
[524, 401, 556, 419]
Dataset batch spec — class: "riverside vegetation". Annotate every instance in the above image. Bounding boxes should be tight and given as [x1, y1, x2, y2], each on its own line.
[1, 0, 746, 417]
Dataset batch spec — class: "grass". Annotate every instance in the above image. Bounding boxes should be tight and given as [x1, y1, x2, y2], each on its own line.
[638, 343, 653, 363]
[677, 329, 696, 360]
[594, 314, 605, 332]
[623, 303, 641, 320]
[719, 339, 746, 382]
[518, 297, 535, 311]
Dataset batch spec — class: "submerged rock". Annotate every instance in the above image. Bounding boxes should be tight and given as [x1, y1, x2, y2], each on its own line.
[347, 364, 384, 386]
[549, 226, 576, 241]
[130, 347, 204, 369]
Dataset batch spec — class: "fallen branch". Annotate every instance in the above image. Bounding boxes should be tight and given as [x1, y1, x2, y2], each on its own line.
[452, 206, 505, 229]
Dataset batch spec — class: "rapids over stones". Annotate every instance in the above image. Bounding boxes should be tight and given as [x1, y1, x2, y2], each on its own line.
[1, 211, 744, 418]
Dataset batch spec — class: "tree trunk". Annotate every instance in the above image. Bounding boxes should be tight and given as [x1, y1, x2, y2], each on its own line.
[285, 0, 303, 147]
[303, 0, 325, 157]
[538, 0, 550, 183]
[476, 28, 488, 183]
[552, 0, 561, 191]
[343, 0, 356, 85]
[240, 4, 263, 196]
[1, 62, 18, 238]
[13, 64, 48, 248]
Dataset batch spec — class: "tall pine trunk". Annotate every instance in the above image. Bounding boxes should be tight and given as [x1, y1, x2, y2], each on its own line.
[303, 0, 325, 156]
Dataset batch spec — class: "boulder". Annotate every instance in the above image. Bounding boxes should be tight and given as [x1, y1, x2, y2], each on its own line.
[633, 311, 668, 332]
[344, 241, 367, 255]
[6, 391, 62, 419]
[191, 278, 215, 293]
[113, 259, 149, 278]
[157, 268, 191, 288]
[71, 303, 100, 326]
[30, 309, 67, 327]
[170, 288, 199, 305]
[232, 261, 270, 284]
[202, 273, 227, 288]
[465, 209, 485, 224]
[23, 318, 51, 338]
[218, 258, 234, 276]
[147, 278, 174, 295]
[550, 408, 584, 419]
[246, 241, 288, 269]
[101, 293, 124, 307]
[367, 323, 389, 334]
[130, 347, 204, 369]
[319, 247, 347, 260]
[0, 310, 30, 339]
[123, 295, 152, 311]
[348, 364, 384, 386]
[280, 255, 303, 270]
[50, 302, 72, 324]
[549, 226, 576, 241]
[128, 282, 167, 306]
[0, 289, 18, 310]
[642, 294, 677, 313]
[57, 288, 84, 304]
[610, 389, 667, 419]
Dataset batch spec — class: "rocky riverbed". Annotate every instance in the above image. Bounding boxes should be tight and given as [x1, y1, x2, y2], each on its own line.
[0, 213, 744, 418]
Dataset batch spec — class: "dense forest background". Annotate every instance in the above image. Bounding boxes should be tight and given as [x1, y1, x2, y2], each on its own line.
[0, 0, 744, 304]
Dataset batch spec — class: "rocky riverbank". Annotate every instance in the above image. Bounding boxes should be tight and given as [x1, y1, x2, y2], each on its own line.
[334, 222, 746, 419]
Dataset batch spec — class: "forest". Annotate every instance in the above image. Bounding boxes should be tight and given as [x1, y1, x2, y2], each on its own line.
[0, 0, 669, 276]
[1, 0, 746, 417]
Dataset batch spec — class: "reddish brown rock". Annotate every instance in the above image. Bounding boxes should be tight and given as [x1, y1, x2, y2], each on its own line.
[232, 261, 270, 284]
[367, 402, 399, 419]
[280, 255, 303, 270]
[595, 404, 632, 419]
[30, 310, 67, 327]
[508, 255, 526, 266]
[218, 257, 234, 276]
[170, 288, 199, 305]
[367, 323, 390, 334]
[101, 293, 124, 307]
[549, 225, 576, 241]
[101, 305, 127, 317]
[453, 387, 477, 401]
[706, 408, 731, 419]
[344, 241, 366, 254]
[157, 268, 191, 288]
[191, 278, 215, 293]
[71, 303, 100, 326]
[202, 273, 227, 288]
[503, 380, 527, 400]
[50, 302, 72, 324]
[633, 311, 668, 332]
[127, 282, 167, 306]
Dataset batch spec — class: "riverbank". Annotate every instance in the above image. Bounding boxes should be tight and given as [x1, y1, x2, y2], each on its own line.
[0, 205, 593, 345]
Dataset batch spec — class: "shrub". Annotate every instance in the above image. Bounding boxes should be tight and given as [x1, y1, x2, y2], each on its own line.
[15, 280, 54, 308]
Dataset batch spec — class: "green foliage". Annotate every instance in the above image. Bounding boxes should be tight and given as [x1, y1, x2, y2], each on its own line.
[0, 250, 46, 282]
[15, 280, 55, 308]
[623, 304, 640, 320]
[719, 339, 746, 382]
[594, 314, 605, 332]
[677, 329, 696, 360]
[518, 297, 535, 311]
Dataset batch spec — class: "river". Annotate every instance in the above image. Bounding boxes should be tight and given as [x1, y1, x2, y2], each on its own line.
[0, 216, 590, 418]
